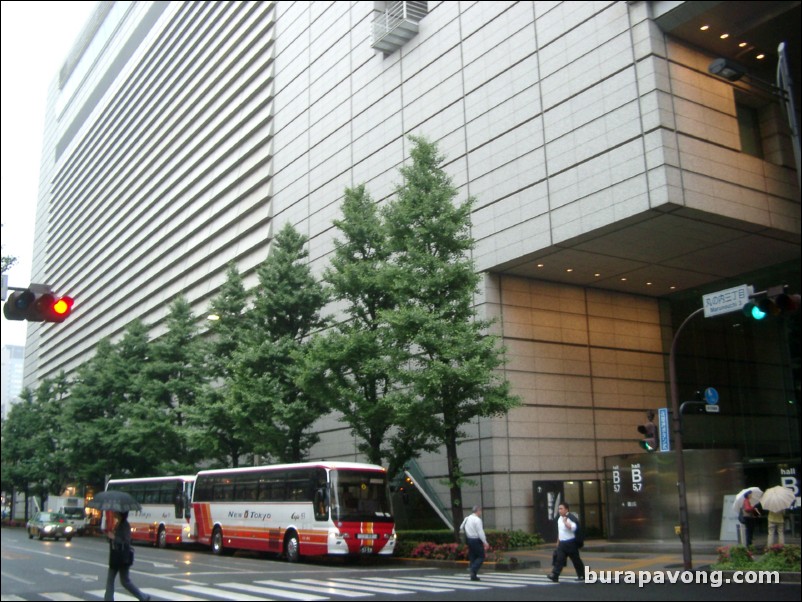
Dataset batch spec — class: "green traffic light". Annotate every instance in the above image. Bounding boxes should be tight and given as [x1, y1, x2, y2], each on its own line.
[639, 440, 656, 452]
[743, 302, 767, 320]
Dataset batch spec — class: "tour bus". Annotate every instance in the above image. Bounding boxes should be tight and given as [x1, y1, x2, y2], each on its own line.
[192, 462, 396, 560]
[105, 475, 196, 547]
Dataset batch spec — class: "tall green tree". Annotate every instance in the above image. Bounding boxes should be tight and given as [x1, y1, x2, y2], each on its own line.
[35, 373, 72, 499]
[384, 137, 519, 538]
[142, 297, 206, 472]
[311, 184, 420, 474]
[1, 388, 50, 520]
[234, 223, 329, 462]
[65, 338, 127, 488]
[191, 264, 250, 467]
[65, 321, 151, 485]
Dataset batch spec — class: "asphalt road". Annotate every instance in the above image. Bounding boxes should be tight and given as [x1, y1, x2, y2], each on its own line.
[1, 527, 799, 601]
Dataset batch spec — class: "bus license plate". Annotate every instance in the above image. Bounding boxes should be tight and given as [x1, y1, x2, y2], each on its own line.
[357, 534, 377, 540]
[360, 546, 373, 554]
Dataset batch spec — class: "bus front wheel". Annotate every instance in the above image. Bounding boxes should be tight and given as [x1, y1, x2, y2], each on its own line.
[284, 532, 300, 563]
[157, 526, 167, 549]
[212, 527, 224, 555]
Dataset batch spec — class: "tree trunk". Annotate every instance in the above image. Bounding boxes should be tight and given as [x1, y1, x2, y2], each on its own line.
[445, 434, 464, 543]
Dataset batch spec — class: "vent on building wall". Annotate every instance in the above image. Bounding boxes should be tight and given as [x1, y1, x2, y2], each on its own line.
[371, 1, 428, 54]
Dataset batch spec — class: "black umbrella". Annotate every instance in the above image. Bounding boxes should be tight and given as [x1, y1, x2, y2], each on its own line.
[87, 491, 142, 513]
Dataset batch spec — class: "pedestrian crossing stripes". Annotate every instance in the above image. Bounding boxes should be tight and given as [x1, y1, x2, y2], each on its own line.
[26, 572, 565, 601]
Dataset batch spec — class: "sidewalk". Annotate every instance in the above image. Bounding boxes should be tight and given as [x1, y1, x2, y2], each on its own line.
[392, 536, 800, 580]
[502, 540, 722, 574]
[496, 536, 801, 580]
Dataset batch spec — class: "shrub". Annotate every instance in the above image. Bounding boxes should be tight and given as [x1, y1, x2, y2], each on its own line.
[487, 531, 510, 550]
[396, 529, 543, 551]
[393, 539, 418, 558]
[715, 545, 754, 568]
[758, 544, 801, 572]
[410, 542, 469, 560]
[506, 530, 544, 548]
[397, 530, 455, 545]
[714, 544, 800, 572]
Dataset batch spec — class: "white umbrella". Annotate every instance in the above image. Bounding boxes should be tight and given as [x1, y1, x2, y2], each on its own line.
[731, 487, 763, 513]
[760, 486, 795, 513]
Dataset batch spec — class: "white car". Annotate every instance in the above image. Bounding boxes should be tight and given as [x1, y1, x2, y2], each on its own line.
[26, 511, 75, 541]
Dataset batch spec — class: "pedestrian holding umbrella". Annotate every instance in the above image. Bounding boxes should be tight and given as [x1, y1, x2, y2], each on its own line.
[88, 492, 150, 601]
[731, 487, 763, 513]
[761, 486, 795, 547]
[760, 486, 795, 512]
[732, 488, 762, 547]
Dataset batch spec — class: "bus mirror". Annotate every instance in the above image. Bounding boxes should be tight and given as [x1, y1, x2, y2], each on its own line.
[184, 493, 191, 519]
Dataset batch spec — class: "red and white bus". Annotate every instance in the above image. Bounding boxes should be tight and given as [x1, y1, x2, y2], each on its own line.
[192, 462, 396, 560]
[105, 475, 196, 548]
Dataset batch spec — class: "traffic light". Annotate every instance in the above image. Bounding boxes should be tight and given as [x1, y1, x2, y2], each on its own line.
[3, 287, 74, 322]
[637, 422, 657, 452]
[743, 285, 800, 321]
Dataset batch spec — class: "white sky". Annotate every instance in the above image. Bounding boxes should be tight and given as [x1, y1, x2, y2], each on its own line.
[1, 1, 99, 348]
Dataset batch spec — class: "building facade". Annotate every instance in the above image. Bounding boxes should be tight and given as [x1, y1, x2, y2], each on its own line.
[1, 345, 25, 419]
[24, 1, 800, 532]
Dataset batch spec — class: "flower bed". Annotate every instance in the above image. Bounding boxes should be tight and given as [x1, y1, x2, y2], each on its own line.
[713, 544, 800, 572]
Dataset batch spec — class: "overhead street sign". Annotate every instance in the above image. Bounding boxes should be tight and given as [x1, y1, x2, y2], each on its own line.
[703, 284, 750, 318]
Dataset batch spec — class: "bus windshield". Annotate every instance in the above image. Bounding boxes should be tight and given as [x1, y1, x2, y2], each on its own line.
[330, 469, 393, 523]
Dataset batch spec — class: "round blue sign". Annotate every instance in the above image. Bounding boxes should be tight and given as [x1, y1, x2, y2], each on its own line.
[704, 387, 719, 405]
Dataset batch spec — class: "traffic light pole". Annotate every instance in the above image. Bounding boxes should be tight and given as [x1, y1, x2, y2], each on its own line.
[669, 306, 703, 571]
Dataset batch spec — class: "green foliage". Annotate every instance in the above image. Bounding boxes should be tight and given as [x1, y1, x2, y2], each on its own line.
[410, 542, 469, 560]
[141, 296, 206, 472]
[759, 544, 801, 571]
[499, 530, 544, 548]
[190, 264, 250, 467]
[715, 544, 754, 567]
[397, 530, 457, 545]
[233, 223, 329, 463]
[382, 136, 519, 531]
[3, 138, 519, 518]
[1, 389, 50, 498]
[714, 544, 800, 571]
[393, 539, 418, 558]
[396, 529, 541, 550]
[313, 184, 421, 475]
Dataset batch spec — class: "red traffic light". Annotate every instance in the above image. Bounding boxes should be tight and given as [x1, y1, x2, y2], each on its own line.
[2, 288, 73, 323]
[48, 295, 74, 322]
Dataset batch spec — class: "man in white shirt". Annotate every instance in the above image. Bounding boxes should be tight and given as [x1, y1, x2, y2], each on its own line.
[460, 505, 489, 581]
[547, 502, 585, 582]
